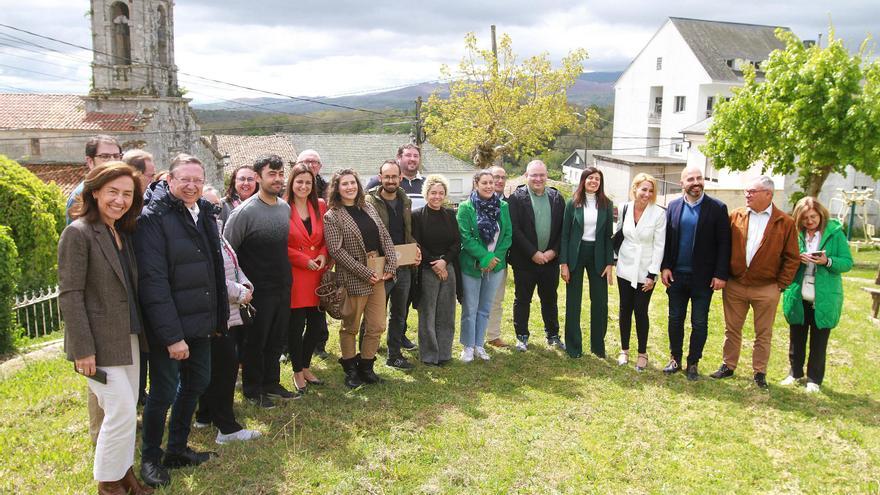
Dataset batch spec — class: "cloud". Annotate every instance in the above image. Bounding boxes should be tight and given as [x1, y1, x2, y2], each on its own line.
[1, 0, 877, 102]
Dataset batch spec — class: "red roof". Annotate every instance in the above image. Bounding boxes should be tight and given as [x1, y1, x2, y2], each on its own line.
[0, 94, 139, 132]
[22, 162, 86, 197]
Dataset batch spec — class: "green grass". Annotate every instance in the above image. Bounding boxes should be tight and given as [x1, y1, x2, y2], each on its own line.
[3, 262, 880, 493]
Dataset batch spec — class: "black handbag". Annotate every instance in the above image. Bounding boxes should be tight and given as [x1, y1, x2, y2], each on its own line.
[612, 203, 628, 256]
[239, 303, 256, 326]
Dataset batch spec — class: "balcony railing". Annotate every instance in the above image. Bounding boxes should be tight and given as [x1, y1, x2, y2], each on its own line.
[648, 113, 662, 125]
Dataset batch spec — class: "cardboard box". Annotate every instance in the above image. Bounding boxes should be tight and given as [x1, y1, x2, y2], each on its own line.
[367, 256, 386, 274]
[394, 243, 419, 266]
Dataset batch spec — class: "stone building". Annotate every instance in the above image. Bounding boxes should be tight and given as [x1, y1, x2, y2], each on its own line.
[0, 0, 222, 186]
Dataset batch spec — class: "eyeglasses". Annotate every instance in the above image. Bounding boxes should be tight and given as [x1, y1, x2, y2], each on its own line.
[298, 159, 321, 165]
[95, 153, 123, 160]
[744, 188, 769, 196]
[492, 175, 507, 180]
[173, 176, 205, 186]
[236, 177, 256, 183]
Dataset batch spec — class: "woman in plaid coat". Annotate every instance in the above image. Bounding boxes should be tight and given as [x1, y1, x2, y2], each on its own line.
[323, 169, 398, 388]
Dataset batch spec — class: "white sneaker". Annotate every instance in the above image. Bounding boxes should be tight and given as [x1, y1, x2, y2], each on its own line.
[779, 375, 798, 386]
[193, 420, 210, 429]
[805, 382, 821, 393]
[216, 428, 262, 445]
[514, 340, 528, 352]
[460, 347, 474, 363]
[474, 347, 490, 361]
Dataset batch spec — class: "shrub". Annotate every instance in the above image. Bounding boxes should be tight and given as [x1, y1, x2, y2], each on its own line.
[0, 225, 20, 353]
[0, 155, 65, 292]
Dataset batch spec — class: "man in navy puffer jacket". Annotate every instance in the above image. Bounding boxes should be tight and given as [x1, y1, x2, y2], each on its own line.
[134, 154, 228, 488]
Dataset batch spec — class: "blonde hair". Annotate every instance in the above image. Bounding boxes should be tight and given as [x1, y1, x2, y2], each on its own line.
[421, 174, 449, 197]
[629, 173, 658, 203]
[792, 196, 829, 233]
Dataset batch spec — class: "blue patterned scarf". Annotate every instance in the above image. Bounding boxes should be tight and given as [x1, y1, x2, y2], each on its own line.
[470, 190, 501, 245]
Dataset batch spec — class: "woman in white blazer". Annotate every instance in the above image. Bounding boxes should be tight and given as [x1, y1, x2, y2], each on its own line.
[615, 173, 666, 371]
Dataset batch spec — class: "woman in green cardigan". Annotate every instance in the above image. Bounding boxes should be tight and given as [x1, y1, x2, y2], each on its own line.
[781, 197, 852, 393]
[560, 167, 615, 358]
[456, 170, 512, 362]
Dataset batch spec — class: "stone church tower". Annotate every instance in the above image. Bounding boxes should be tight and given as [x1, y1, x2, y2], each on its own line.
[84, 0, 222, 183]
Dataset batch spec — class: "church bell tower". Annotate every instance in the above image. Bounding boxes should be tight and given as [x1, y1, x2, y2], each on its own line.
[89, 0, 179, 97]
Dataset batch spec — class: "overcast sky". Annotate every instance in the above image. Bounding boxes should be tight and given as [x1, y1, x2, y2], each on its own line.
[0, 0, 876, 104]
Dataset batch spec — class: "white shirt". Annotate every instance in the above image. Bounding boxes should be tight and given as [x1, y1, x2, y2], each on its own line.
[581, 194, 598, 242]
[804, 230, 821, 277]
[187, 202, 200, 225]
[615, 202, 667, 288]
[745, 203, 773, 267]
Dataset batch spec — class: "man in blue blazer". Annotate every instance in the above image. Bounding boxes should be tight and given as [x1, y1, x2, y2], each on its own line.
[660, 166, 731, 380]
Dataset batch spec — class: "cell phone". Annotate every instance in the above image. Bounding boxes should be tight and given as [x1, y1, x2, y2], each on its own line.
[806, 250, 825, 257]
[75, 364, 107, 384]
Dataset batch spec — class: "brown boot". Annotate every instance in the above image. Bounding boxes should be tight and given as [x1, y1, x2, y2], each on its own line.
[487, 338, 508, 348]
[121, 466, 155, 495]
[97, 480, 126, 495]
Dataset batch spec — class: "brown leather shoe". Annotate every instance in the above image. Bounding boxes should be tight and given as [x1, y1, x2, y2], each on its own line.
[122, 466, 155, 494]
[487, 338, 508, 348]
[97, 480, 126, 495]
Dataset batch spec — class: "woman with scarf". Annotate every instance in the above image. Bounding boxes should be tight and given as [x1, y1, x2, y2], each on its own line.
[456, 169, 512, 362]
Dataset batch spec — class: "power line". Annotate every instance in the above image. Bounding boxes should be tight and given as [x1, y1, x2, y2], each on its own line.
[0, 23, 400, 117]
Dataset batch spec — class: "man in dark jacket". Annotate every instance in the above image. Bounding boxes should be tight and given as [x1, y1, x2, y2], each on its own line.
[660, 166, 731, 380]
[134, 154, 228, 488]
[507, 160, 566, 352]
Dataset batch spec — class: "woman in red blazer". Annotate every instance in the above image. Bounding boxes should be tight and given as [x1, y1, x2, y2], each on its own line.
[286, 164, 330, 393]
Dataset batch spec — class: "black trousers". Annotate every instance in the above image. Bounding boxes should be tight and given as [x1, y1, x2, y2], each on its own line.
[789, 301, 831, 385]
[241, 289, 290, 398]
[288, 307, 325, 372]
[314, 314, 329, 353]
[196, 328, 242, 434]
[618, 277, 654, 353]
[512, 263, 561, 339]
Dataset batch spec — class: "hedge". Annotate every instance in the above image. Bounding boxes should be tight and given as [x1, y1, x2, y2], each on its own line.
[0, 155, 65, 292]
[0, 225, 20, 354]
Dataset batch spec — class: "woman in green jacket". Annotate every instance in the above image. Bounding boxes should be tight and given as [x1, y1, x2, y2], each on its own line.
[560, 166, 615, 358]
[781, 197, 852, 393]
[456, 170, 512, 363]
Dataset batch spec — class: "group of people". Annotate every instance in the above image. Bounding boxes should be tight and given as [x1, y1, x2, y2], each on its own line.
[58, 135, 852, 493]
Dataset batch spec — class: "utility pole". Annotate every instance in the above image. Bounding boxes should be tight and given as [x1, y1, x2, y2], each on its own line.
[491, 25, 502, 167]
[413, 96, 424, 147]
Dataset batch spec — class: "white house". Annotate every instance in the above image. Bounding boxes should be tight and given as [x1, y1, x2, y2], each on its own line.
[581, 17, 791, 208]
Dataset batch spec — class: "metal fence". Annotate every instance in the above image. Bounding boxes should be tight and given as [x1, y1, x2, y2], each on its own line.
[13, 286, 63, 339]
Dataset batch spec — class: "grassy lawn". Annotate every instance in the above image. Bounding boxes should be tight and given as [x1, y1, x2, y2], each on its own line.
[3, 259, 880, 493]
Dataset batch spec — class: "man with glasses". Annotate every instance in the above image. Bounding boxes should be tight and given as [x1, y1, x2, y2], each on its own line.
[366, 159, 421, 369]
[486, 165, 510, 347]
[135, 154, 227, 487]
[67, 135, 123, 222]
[710, 176, 799, 389]
[224, 155, 293, 406]
[507, 160, 566, 352]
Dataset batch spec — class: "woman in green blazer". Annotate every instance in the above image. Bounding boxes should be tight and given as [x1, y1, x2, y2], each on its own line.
[781, 197, 852, 393]
[560, 167, 615, 358]
[456, 170, 512, 362]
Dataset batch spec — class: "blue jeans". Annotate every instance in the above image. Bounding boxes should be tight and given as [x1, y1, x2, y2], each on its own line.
[141, 336, 211, 462]
[666, 272, 713, 366]
[460, 270, 505, 348]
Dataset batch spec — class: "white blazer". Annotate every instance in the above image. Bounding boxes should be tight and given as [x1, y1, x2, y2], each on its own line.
[615, 201, 666, 288]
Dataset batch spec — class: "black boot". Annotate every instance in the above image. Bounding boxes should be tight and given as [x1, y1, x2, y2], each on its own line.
[339, 356, 362, 388]
[357, 355, 383, 384]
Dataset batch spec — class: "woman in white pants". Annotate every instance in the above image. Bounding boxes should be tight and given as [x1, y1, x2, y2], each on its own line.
[59, 162, 153, 495]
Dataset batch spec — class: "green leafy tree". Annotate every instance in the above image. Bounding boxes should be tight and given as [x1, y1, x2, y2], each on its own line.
[0, 155, 65, 292]
[704, 28, 880, 199]
[424, 32, 589, 168]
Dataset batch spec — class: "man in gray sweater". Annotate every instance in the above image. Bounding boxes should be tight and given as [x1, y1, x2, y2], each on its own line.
[224, 155, 293, 407]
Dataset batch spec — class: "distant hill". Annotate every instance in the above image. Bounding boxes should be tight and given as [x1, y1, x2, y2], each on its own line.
[194, 71, 620, 119]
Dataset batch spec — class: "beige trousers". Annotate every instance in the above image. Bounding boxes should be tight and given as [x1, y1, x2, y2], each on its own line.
[486, 268, 508, 341]
[340, 281, 386, 359]
[721, 279, 781, 374]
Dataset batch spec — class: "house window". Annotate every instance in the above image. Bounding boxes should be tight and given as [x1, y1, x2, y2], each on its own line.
[674, 96, 686, 113]
[656, 57, 662, 70]
[672, 143, 683, 154]
[706, 96, 715, 117]
[29, 138, 40, 156]
[653, 96, 663, 115]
